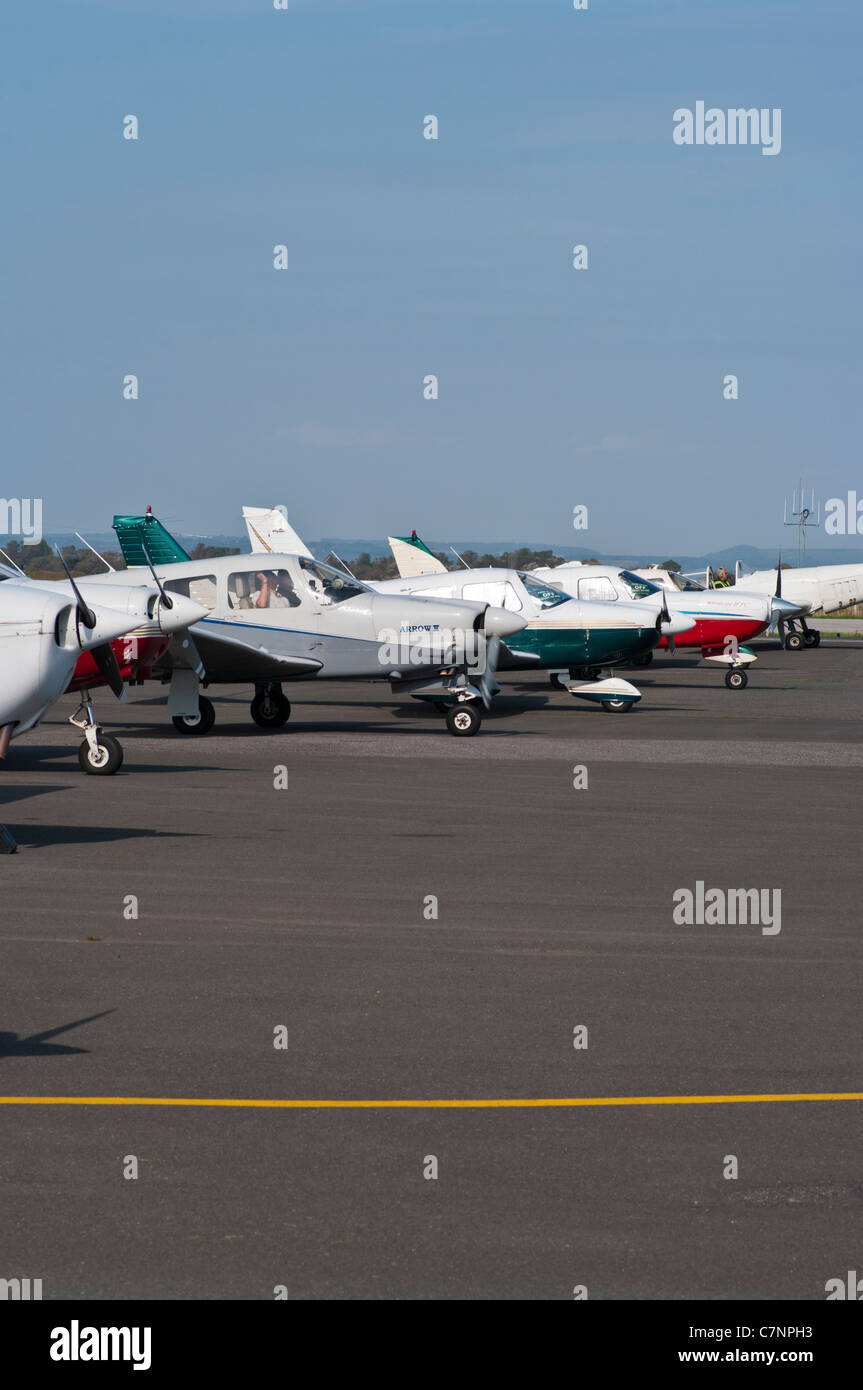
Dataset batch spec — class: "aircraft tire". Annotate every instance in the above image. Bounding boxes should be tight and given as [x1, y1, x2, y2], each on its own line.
[601, 698, 633, 712]
[785, 632, 804, 651]
[445, 702, 482, 736]
[172, 696, 216, 735]
[250, 693, 292, 729]
[725, 669, 748, 690]
[78, 734, 124, 775]
[804, 630, 819, 647]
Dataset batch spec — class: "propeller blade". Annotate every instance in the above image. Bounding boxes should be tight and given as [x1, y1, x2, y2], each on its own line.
[775, 551, 783, 600]
[655, 591, 671, 630]
[140, 538, 173, 610]
[477, 632, 502, 710]
[90, 642, 127, 701]
[54, 546, 96, 630]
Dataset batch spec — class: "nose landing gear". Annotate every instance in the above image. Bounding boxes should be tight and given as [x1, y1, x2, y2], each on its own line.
[70, 693, 124, 774]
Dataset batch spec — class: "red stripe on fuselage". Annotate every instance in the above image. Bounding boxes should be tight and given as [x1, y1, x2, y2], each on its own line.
[658, 616, 766, 652]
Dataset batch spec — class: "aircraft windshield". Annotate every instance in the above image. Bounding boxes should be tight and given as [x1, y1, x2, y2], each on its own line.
[519, 573, 568, 608]
[672, 573, 707, 592]
[0, 565, 17, 582]
[298, 557, 368, 604]
[619, 570, 661, 599]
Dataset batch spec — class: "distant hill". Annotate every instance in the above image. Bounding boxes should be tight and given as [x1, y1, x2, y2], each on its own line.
[6, 533, 863, 572]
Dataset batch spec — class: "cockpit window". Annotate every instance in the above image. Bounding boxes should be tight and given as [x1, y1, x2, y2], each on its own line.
[619, 570, 660, 599]
[577, 575, 617, 602]
[166, 573, 218, 610]
[645, 570, 705, 593]
[298, 557, 367, 604]
[228, 568, 301, 610]
[519, 573, 568, 608]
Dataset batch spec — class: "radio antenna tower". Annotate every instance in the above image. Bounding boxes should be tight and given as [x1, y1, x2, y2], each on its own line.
[783, 481, 820, 568]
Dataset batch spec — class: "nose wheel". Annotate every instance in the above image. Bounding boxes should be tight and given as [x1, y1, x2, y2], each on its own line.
[725, 668, 748, 690]
[69, 694, 124, 774]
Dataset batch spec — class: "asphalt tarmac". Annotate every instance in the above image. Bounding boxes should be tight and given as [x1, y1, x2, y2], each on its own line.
[1, 639, 861, 1300]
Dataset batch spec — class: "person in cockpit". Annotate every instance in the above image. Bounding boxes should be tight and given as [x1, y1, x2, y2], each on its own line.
[252, 570, 298, 608]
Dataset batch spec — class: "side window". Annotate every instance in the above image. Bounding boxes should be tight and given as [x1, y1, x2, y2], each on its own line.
[463, 581, 507, 607]
[578, 576, 617, 602]
[501, 583, 523, 613]
[165, 574, 218, 611]
[229, 568, 300, 610]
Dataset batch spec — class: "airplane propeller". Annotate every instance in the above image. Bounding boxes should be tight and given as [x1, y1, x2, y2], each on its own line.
[473, 606, 503, 710]
[655, 590, 675, 654]
[140, 538, 173, 610]
[55, 547, 127, 700]
[773, 552, 786, 648]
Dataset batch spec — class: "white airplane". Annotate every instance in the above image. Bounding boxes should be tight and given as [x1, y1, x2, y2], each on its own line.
[527, 560, 806, 688]
[243, 513, 697, 711]
[0, 565, 177, 848]
[728, 559, 863, 648]
[0, 560, 205, 776]
[86, 511, 528, 737]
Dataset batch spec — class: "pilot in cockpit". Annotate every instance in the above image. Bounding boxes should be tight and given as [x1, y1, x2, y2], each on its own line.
[252, 569, 298, 608]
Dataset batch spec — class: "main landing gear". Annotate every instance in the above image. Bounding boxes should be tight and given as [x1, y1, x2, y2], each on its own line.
[703, 646, 758, 691]
[548, 668, 642, 712]
[70, 693, 124, 775]
[444, 701, 482, 736]
[784, 618, 821, 650]
[172, 695, 216, 735]
[250, 682, 292, 729]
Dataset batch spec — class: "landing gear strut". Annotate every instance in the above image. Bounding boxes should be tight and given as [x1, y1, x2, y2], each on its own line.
[250, 683, 292, 729]
[70, 693, 124, 775]
[784, 618, 820, 650]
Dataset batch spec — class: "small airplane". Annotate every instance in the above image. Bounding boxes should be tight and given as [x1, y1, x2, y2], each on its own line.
[91, 510, 528, 737]
[725, 559, 863, 648]
[0, 566, 142, 846]
[244, 514, 696, 712]
[527, 560, 806, 689]
[0, 556, 205, 773]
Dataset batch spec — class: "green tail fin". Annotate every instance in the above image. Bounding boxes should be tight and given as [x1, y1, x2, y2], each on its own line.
[113, 513, 191, 566]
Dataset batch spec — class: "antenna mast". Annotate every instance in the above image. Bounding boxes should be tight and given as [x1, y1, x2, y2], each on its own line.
[783, 480, 820, 568]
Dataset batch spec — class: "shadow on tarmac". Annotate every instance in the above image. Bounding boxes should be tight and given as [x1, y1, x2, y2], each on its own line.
[0, 1009, 115, 1057]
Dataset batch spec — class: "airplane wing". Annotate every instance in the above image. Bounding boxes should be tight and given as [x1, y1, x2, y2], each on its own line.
[388, 533, 448, 578]
[242, 506, 314, 559]
[171, 626, 322, 683]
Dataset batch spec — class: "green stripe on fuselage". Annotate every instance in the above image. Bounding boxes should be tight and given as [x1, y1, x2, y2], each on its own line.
[502, 624, 655, 669]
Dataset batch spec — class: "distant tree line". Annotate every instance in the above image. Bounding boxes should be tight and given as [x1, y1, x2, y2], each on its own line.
[0, 537, 239, 581]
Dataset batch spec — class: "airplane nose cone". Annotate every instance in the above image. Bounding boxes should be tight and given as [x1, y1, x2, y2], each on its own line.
[772, 595, 810, 620]
[664, 611, 696, 635]
[158, 592, 208, 633]
[483, 605, 527, 638]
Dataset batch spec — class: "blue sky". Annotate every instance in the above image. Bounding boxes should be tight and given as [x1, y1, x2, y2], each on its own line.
[3, 0, 861, 552]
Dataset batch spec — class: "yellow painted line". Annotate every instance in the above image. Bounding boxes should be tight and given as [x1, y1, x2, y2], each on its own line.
[0, 1092, 861, 1110]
